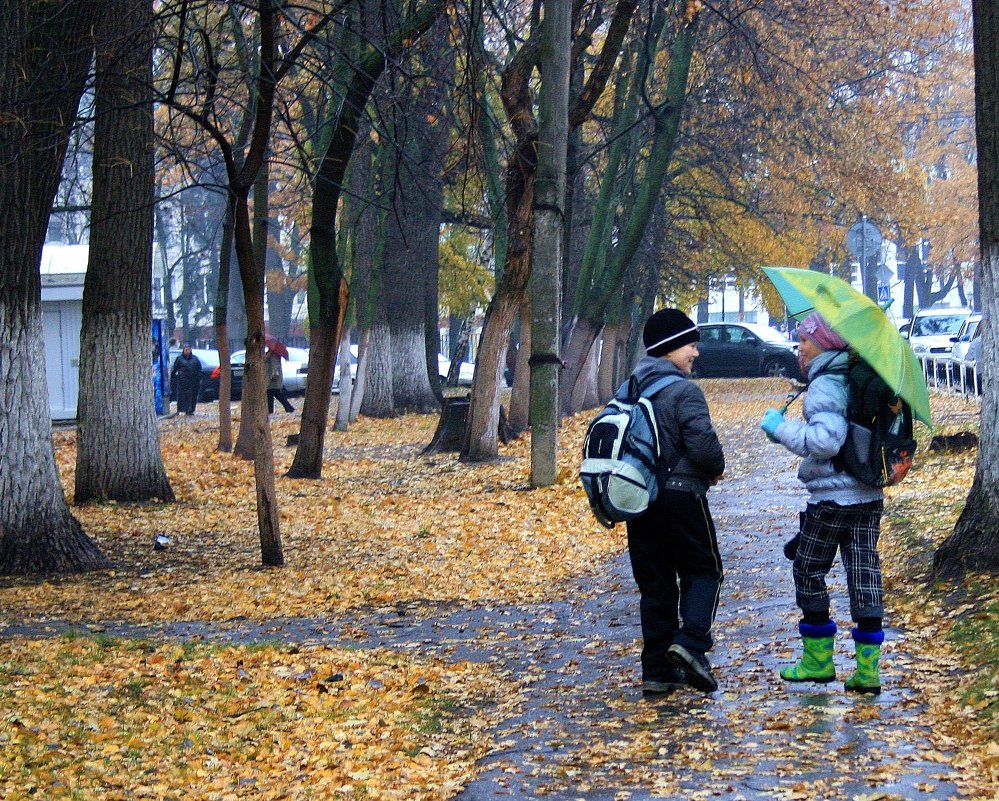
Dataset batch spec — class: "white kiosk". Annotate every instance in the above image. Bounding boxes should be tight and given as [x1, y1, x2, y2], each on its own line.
[40, 243, 88, 420]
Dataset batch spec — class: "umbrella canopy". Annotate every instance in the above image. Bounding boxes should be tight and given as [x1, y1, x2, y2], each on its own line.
[763, 266, 932, 427]
[264, 334, 289, 360]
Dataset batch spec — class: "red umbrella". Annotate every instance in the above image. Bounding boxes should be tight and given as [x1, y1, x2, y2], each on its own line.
[264, 335, 289, 359]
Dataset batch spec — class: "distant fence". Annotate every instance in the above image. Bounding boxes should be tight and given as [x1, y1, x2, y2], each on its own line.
[919, 356, 981, 400]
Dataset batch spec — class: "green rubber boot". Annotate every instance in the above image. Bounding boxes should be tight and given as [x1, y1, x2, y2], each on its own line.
[780, 621, 837, 683]
[845, 628, 883, 695]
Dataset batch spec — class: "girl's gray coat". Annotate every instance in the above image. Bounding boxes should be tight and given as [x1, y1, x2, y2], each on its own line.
[771, 349, 883, 505]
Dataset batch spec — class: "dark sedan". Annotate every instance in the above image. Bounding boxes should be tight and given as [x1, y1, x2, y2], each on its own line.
[693, 323, 800, 380]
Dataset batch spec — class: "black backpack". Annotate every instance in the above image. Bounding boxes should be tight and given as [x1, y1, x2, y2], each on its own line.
[833, 358, 916, 487]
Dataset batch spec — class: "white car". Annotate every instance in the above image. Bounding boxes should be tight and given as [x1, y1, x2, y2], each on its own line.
[230, 347, 309, 394]
[905, 307, 972, 359]
[950, 313, 983, 385]
[438, 354, 475, 386]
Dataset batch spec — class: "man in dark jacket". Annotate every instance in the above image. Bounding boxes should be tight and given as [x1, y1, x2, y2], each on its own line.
[170, 344, 202, 416]
[627, 309, 726, 695]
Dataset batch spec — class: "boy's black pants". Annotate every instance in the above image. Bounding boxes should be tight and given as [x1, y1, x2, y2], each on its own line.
[626, 488, 723, 682]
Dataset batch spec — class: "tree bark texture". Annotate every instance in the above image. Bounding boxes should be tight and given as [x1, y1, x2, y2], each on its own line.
[360, 321, 395, 417]
[333, 330, 354, 431]
[215, 193, 238, 453]
[0, 0, 110, 574]
[349, 326, 373, 422]
[227, 0, 283, 566]
[507, 303, 531, 434]
[529, 0, 571, 487]
[383, 161, 440, 413]
[462, 0, 638, 458]
[76, 0, 175, 505]
[934, 0, 999, 578]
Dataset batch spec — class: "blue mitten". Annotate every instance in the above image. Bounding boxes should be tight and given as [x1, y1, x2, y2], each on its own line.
[760, 408, 785, 442]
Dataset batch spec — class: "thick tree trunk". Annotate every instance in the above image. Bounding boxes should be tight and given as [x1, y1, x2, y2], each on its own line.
[76, 0, 174, 505]
[462, 292, 520, 460]
[571, 334, 601, 411]
[561, 316, 603, 414]
[934, 0, 999, 578]
[360, 322, 395, 417]
[0, 0, 110, 574]
[392, 327, 439, 413]
[383, 178, 438, 412]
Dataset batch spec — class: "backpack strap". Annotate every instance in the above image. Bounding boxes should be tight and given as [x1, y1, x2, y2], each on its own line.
[616, 372, 683, 401]
[639, 373, 684, 399]
[636, 373, 685, 479]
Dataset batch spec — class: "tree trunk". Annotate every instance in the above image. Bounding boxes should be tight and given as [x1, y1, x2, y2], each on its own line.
[360, 321, 395, 417]
[0, 0, 110, 574]
[462, 292, 520, 460]
[333, 329, 354, 431]
[933, 0, 999, 579]
[349, 326, 373, 422]
[596, 326, 617, 402]
[571, 334, 601, 411]
[507, 303, 531, 433]
[528, 0, 569, 487]
[215, 194, 238, 453]
[228, 0, 283, 566]
[76, 0, 174, 505]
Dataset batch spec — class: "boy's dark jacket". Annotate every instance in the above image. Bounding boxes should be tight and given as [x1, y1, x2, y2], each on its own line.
[631, 355, 725, 495]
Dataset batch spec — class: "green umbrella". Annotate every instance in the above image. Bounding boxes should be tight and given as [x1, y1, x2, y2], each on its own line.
[762, 266, 932, 427]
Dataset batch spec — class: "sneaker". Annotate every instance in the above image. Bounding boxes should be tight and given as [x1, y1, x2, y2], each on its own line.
[667, 643, 718, 693]
[642, 665, 685, 695]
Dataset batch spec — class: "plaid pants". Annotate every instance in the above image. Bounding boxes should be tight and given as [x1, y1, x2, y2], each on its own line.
[793, 500, 884, 620]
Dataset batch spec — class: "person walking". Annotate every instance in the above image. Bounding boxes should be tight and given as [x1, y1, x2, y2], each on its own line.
[627, 309, 726, 695]
[170, 344, 202, 416]
[759, 312, 886, 694]
[266, 348, 295, 414]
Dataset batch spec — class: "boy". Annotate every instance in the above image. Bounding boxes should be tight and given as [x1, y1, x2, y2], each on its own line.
[626, 309, 726, 694]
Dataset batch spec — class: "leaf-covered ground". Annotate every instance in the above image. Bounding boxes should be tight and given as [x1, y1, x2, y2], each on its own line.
[1, 380, 996, 799]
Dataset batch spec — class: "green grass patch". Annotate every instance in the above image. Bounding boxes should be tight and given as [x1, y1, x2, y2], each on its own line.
[945, 581, 999, 728]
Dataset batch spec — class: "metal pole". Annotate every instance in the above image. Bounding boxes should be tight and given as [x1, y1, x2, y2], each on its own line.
[860, 214, 866, 292]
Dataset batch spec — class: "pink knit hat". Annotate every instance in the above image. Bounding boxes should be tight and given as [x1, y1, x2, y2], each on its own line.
[797, 313, 847, 351]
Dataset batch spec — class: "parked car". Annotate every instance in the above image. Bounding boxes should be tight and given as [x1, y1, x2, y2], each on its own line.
[229, 346, 310, 399]
[693, 322, 800, 380]
[438, 354, 476, 386]
[950, 313, 984, 389]
[904, 307, 972, 360]
[168, 347, 221, 402]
